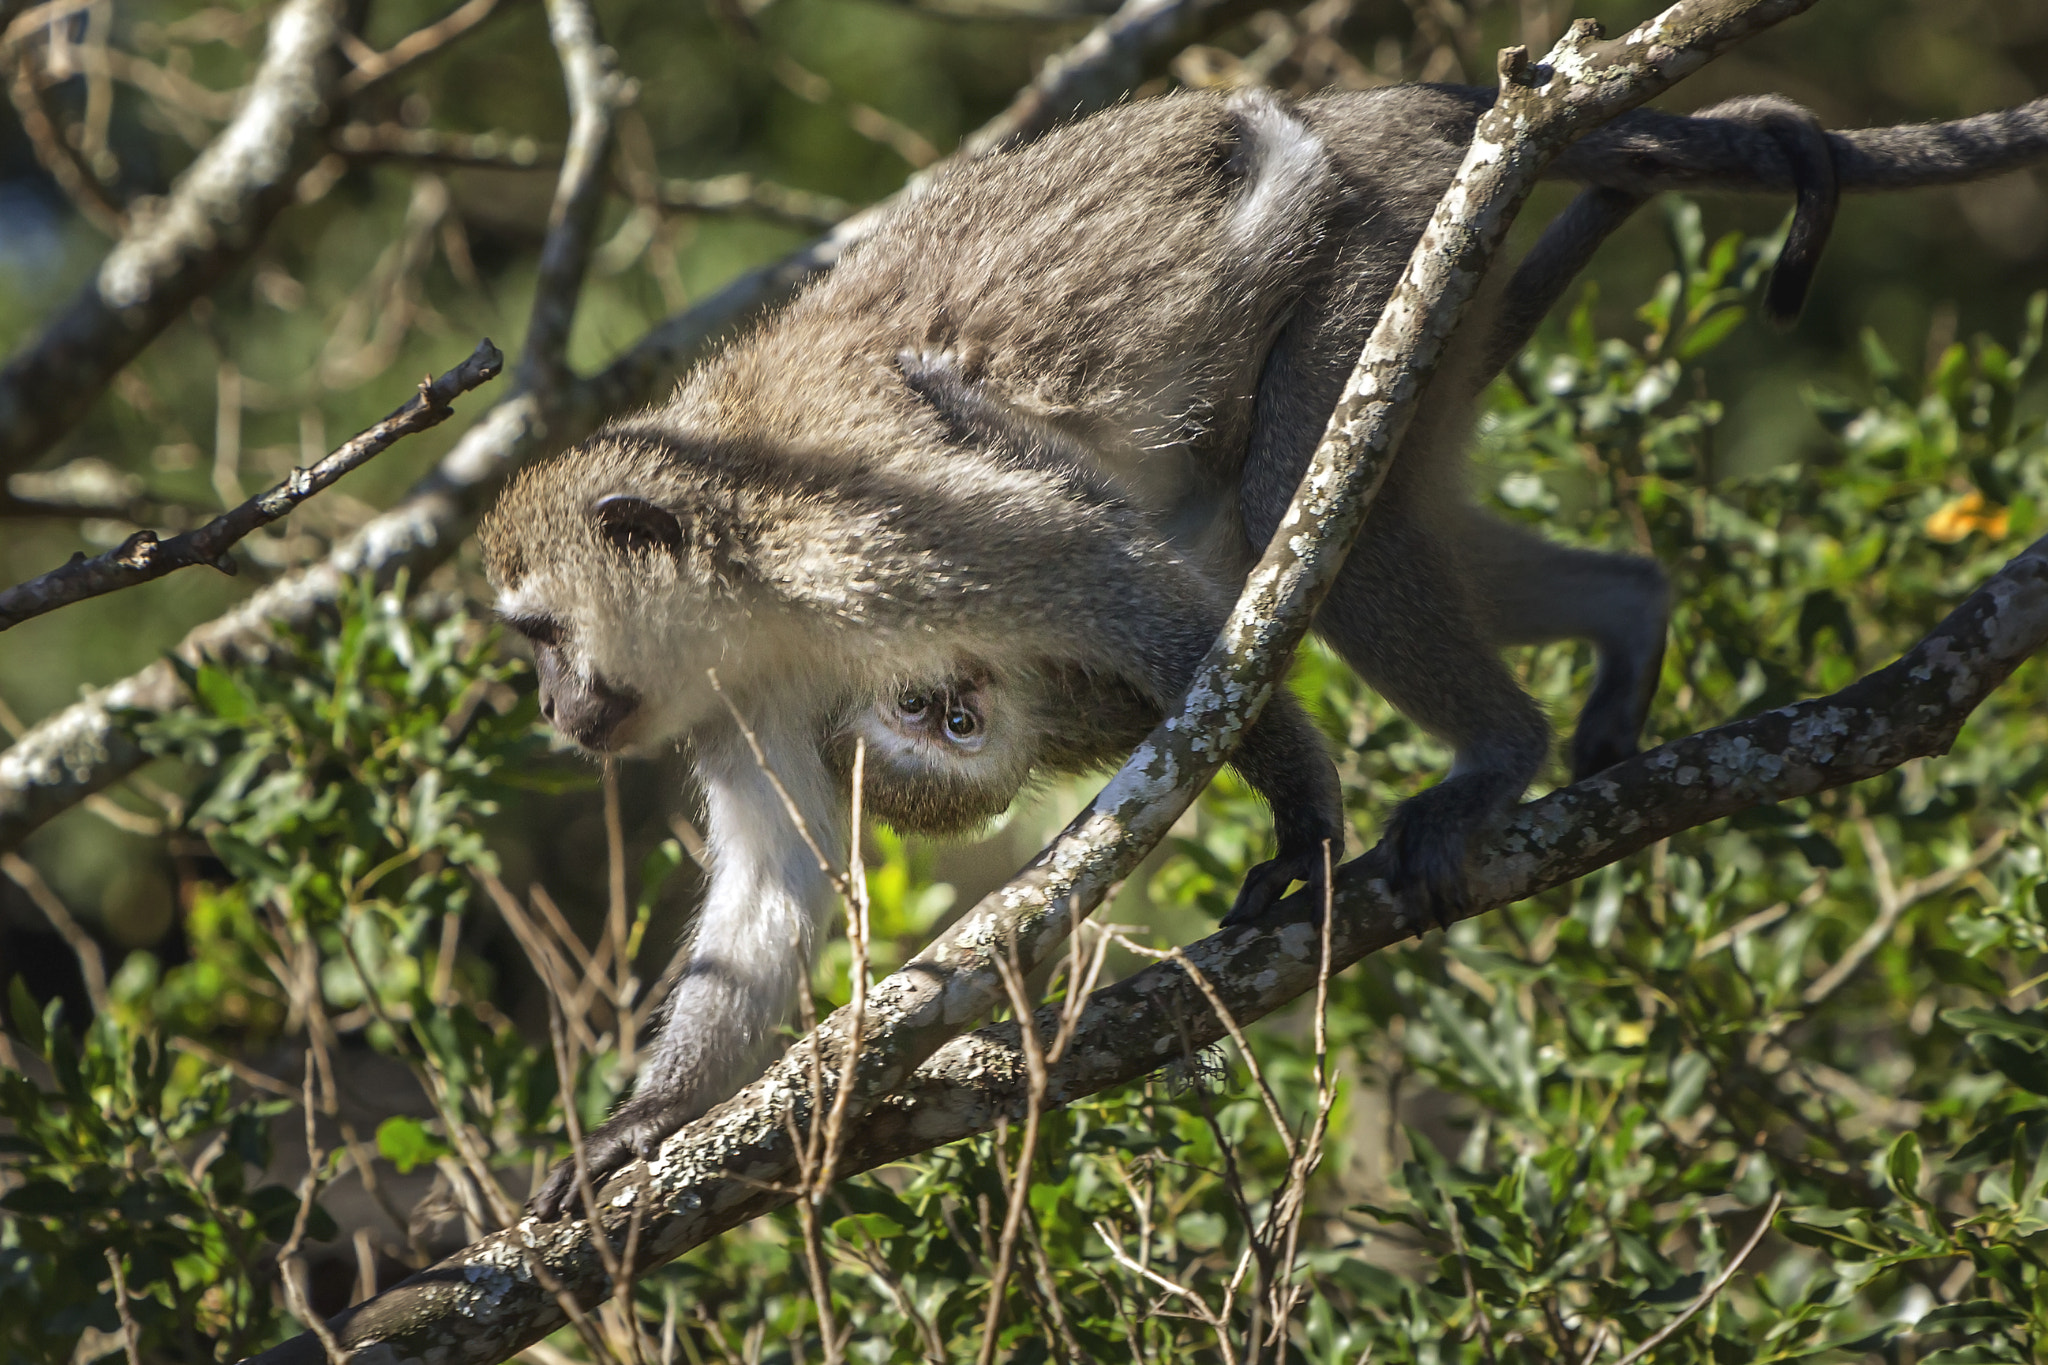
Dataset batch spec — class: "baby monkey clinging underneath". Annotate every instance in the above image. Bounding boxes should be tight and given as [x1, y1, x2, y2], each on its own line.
[482, 81, 2048, 1220]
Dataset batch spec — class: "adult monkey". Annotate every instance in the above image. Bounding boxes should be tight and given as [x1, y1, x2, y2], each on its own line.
[481, 82, 2048, 1220]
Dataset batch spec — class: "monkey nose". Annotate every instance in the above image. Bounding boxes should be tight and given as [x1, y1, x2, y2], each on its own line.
[554, 672, 640, 752]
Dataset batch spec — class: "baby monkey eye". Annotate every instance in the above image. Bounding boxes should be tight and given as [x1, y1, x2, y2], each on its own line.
[945, 704, 979, 739]
[896, 692, 931, 718]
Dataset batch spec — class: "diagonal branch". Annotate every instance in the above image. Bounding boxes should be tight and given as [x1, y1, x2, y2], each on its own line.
[0, 0, 346, 480]
[243, 1, 1829, 1359]
[519, 0, 628, 397]
[0, 340, 503, 631]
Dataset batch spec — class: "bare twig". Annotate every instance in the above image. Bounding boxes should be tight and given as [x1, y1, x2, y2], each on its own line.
[0, 850, 108, 1013]
[652, 173, 854, 230]
[1609, 1192, 1783, 1365]
[0, 0, 346, 479]
[277, 1062, 349, 1365]
[333, 122, 554, 170]
[339, 0, 503, 96]
[975, 938, 1051, 1365]
[2, 7, 125, 235]
[0, 339, 503, 630]
[1800, 824, 2008, 1006]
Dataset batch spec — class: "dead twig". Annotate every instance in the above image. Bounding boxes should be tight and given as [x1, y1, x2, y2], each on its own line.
[0, 850, 108, 1013]
[0, 339, 503, 630]
[340, 0, 504, 96]
[1609, 1192, 1783, 1365]
[521, 0, 631, 397]
[332, 122, 555, 170]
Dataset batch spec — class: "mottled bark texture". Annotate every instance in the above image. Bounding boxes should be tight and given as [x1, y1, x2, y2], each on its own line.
[240, 3, 1864, 1362]
[0, 0, 1255, 858]
[0, 0, 346, 480]
[0, 341, 503, 631]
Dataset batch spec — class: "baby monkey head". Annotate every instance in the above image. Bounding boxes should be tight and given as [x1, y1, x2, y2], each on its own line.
[480, 429, 755, 754]
[829, 667, 1040, 836]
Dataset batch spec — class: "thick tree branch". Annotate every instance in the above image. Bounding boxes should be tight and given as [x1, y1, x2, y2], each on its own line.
[0, 0, 1256, 856]
[862, 529, 2048, 1162]
[243, 2, 1829, 1359]
[0, 340, 503, 631]
[0, 0, 345, 480]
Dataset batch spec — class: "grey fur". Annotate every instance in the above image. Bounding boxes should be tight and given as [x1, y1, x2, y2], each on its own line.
[481, 81, 2048, 1219]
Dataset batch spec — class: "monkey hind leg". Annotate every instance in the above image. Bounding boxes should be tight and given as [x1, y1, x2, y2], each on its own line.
[1458, 510, 1670, 781]
[1313, 518, 1552, 929]
[1220, 683, 1347, 924]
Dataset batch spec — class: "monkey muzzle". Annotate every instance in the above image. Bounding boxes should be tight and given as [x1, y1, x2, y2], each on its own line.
[534, 644, 641, 752]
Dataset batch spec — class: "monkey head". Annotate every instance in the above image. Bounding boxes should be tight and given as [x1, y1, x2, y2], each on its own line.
[826, 667, 1041, 836]
[480, 428, 769, 754]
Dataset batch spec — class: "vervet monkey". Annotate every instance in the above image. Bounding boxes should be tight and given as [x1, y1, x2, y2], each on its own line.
[482, 81, 2048, 1218]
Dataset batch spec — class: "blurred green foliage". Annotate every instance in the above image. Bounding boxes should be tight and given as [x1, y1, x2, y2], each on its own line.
[3, 0, 2048, 1362]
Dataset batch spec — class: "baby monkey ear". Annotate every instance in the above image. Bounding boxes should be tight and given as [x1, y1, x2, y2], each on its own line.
[594, 494, 685, 556]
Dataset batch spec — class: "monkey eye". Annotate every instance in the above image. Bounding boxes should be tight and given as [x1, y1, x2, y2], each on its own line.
[896, 692, 931, 719]
[505, 615, 565, 648]
[944, 704, 979, 739]
[594, 494, 685, 556]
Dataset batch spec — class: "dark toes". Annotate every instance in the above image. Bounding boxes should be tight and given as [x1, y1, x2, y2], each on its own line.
[1222, 849, 1331, 927]
[527, 1122, 646, 1222]
[1569, 731, 1639, 782]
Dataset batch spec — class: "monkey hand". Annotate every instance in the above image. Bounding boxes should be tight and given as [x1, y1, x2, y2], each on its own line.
[527, 1093, 704, 1222]
[1221, 837, 1340, 927]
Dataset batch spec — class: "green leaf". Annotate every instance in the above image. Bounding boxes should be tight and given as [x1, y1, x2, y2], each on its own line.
[1976, 1037, 2048, 1096]
[1945, 1007, 2048, 1046]
[7, 976, 45, 1058]
[1884, 1132, 1924, 1205]
[830, 1212, 906, 1243]
[376, 1115, 451, 1174]
[1915, 1300, 2028, 1335]
[192, 665, 257, 723]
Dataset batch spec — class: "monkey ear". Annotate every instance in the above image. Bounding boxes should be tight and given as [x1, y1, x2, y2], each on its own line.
[594, 495, 685, 555]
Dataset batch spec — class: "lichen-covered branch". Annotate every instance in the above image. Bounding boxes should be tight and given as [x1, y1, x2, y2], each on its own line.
[0, 0, 345, 480]
[238, 2, 1824, 1360]
[0, 0, 1252, 857]
[0, 340, 503, 632]
[859, 529, 2048, 1163]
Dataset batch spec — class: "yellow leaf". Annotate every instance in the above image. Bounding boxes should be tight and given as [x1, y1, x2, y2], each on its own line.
[1925, 490, 2010, 543]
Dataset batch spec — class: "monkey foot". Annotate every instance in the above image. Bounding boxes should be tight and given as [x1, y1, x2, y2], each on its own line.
[1371, 775, 1519, 934]
[527, 1101, 690, 1222]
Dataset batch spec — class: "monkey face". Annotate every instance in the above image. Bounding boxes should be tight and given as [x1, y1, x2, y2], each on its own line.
[828, 671, 1036, 836]
[505, 613, 642, 751]
[481, 435, 768, 754]
[881, 683, 990, 754]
